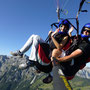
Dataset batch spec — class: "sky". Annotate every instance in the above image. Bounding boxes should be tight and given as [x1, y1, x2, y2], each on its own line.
[0, 0, 90, 66]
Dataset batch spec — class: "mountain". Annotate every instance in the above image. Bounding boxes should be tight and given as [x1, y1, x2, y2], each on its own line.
[76, 67, 90, 79]
[0, 55, 44, 90]
[0, 55, 90, 90]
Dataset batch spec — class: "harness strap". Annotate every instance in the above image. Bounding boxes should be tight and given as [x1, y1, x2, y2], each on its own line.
[63, 39, 72, 50]
[64, 37, 79, 55]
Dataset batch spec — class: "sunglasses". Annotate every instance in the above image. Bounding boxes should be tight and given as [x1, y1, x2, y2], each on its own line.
[83, 29, 90, 33]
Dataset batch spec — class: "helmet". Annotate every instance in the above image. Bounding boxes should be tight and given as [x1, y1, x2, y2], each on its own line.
[84, 23, 90, 28]
[58, 19, 70, 30]
[58, 19, 70, 35]
[81, 23, 90, 38]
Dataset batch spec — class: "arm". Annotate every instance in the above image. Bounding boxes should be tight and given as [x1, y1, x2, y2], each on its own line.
[57, 49, 83, 62]
[51, 29, 59, 35]
[51, 35, 68, 50]
[68, 26, 74, 37]
[48, 30, 53, 35]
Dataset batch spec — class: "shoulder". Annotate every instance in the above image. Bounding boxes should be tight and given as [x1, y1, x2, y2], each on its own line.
[78, 41, 90, 56]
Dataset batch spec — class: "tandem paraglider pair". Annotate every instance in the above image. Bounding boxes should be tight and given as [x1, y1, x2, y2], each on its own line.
[10, 19, 90, 84]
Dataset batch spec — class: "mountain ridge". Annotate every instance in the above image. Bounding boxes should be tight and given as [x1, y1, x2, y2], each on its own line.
[0, 55, 90, 90]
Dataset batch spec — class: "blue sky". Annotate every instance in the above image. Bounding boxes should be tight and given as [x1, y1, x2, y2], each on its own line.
[0, 0, 90, 66]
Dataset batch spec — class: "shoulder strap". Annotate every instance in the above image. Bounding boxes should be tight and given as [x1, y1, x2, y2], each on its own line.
[65, 36, 79, 55]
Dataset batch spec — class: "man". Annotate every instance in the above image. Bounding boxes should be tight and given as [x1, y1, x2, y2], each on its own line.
[43, 23, 90, 83]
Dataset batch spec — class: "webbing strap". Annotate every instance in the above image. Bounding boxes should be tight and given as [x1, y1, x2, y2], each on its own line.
[64, 38, 79, 54]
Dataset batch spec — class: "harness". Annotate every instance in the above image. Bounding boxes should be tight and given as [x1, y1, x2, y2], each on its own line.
[66, 56, 90, 80]
[64, 36, 90, 80]
[64, 36, 79, 55]
[35, 32, 72, 73]
[36, 43, 52, 73]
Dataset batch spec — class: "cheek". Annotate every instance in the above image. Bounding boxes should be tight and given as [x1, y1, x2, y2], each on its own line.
[61, 29, 63, 32]
[87, 32, 90, 35]
[85, 31, 90, 35]
[83, 32, 86, 34]
[83, 31, 88, 35]
[60, 27, 64, 31]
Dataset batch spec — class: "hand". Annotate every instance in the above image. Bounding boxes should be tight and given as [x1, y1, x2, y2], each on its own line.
[56, 57, 62, 62]
[48, 30, 52, 35]
[51, 57, 60, 66]
[68, 26, 74, 37]
[51, 32, 55, 37]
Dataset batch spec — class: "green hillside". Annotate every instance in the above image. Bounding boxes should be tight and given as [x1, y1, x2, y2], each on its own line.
[70, 76, 90, 90]
[29, 75, 90, 90]
[0, 67, 90, 90]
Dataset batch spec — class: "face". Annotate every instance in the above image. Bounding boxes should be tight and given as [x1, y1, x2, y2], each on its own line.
[83, 28, 90, 36]
[59, 25, 68, 32]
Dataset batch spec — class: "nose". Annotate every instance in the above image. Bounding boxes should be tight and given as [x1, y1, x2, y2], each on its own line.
[84, 30, 89, 35]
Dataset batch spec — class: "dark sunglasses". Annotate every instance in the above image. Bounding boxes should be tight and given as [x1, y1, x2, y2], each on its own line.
[83, 29, 90, 33]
